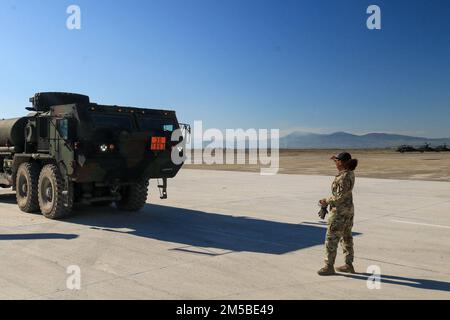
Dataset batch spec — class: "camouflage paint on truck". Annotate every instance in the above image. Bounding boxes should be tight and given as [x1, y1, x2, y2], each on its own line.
[0, 92, 188, 219]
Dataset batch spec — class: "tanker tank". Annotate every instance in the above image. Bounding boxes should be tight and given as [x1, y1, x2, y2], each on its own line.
[0, 117, 29, 153]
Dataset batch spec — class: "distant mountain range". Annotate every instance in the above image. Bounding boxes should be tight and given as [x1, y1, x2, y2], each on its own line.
[279, 132, 450, 149]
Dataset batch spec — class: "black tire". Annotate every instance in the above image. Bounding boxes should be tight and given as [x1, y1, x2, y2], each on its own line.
[16, 162, 41, 213]
[38, 164, 73, 219]
[115, 180, 149, 212]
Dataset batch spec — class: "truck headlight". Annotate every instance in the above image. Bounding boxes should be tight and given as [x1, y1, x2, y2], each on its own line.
[100, 144, 108, 152]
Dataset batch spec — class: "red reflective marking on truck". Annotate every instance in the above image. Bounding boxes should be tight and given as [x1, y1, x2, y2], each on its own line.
[151, 137, 166, 150]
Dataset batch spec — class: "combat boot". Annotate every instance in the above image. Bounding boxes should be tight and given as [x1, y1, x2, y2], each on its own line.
[336, 264, 355, 274]
[317, 265, 335, 276]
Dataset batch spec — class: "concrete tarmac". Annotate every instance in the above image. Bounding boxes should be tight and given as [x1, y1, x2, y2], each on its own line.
[0, 169, 449, 299]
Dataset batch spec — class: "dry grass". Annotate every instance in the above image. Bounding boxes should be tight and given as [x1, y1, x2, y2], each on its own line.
[184, 149, 450, 182]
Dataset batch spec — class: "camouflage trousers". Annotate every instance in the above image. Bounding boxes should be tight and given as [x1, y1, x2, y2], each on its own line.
[324, 211, 354, 266]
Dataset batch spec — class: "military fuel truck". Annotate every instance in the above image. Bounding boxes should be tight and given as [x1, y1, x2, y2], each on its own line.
[0, 92, 187, 219]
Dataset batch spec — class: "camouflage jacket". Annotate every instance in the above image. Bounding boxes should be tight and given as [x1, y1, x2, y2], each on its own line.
[327, 170, 355, 215]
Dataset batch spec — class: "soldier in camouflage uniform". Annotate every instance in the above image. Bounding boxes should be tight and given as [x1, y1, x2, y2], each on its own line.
[318, 152, 358, 276]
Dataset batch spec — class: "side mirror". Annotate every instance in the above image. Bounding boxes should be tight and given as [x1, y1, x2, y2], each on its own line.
[38, 117, 48, 138]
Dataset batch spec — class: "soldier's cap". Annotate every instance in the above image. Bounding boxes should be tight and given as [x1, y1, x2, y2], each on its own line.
[331, 152, 352, 162]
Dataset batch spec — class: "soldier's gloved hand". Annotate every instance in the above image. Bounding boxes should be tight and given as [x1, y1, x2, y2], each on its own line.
[318, 202, 329, 220]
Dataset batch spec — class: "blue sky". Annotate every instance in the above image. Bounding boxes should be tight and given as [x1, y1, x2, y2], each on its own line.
[0, 0, 449, 138]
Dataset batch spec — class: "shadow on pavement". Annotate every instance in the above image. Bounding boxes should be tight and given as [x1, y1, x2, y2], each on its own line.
[341, 272, 450, 293]
[0, 233, 78, 240]
[0, 192, 17, 204]
[66, 204, 361, 255]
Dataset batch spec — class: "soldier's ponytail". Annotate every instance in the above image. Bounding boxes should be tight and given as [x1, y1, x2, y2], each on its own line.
[346, 159, 358, 171]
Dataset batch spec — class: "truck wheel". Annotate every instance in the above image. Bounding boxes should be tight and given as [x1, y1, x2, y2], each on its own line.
[16, 162, 41, 213]
[38, 164, 73, 219]
[115, 180, 149, 212]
